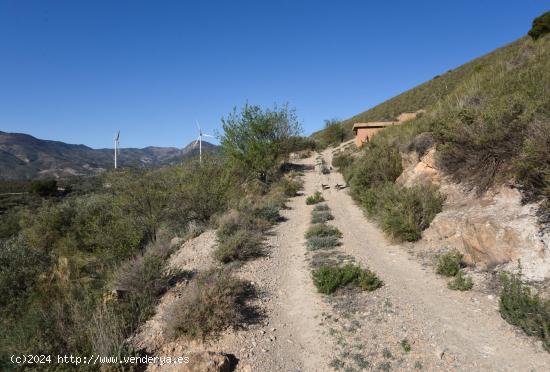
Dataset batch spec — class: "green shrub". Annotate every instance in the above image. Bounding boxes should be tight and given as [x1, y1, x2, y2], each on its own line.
[332, 153, 354, 170]
[306, 236, 341, 251]
[499, 271, 550, 351]
[253, 205, 281, 224]
[313, 119, 345, 149]
[313, 203, 330, 211]
[0, 236, 50, 310]
[528, 10, 550, 40]
[306, 191, 325, 205]
[305, 223, 343, 240]
[311, 210, 334, 224]
[436, 250, 463, 277]
[447, 270, 473, 291]
[278, 177, 303, 197]
[348, 143, 403, 193]
[29, 179, 58, 197]
[374, 183, 445, 242]
[312, 264, 382, 294]
[165, 269, 252, 340]
[400, 339, 411, 352]
[214, 229, 264, 263]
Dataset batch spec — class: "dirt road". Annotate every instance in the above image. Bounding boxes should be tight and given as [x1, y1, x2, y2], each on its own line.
[142, 150, 550, 371]
[306, 148, 550, 371]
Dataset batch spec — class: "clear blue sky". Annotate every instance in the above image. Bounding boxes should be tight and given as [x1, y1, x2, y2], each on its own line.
[0, 1, 547, 149]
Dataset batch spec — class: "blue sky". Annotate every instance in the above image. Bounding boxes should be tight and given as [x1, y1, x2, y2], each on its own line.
[0, 1, 547, 149]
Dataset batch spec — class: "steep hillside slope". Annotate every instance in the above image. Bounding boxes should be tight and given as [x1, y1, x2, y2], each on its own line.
[325, 30, 550, 279]
[319, 35, 548, 146]
[0, 131, 218, 179]
[325, 32, 549, 204]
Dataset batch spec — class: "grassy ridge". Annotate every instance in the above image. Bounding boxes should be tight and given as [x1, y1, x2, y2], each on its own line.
[334, 37, 534, 139]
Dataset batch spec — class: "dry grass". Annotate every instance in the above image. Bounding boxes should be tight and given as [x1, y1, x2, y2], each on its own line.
[165, 269, 256, 340]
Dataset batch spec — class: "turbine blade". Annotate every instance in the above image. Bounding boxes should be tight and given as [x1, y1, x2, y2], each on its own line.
[203, 133, 214, 138]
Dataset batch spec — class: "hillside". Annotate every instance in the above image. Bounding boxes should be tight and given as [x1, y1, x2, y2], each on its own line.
[0, 131, 218, 180]
[317, 33, 550, 200]
[316, 35, 549, 145]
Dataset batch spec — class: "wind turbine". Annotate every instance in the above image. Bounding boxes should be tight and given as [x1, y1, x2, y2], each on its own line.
[114, 130, 120, 169]
[194, 121, 214, 163]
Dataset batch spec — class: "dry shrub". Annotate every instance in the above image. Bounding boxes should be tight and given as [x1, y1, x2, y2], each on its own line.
[114, 240, 178, 297]
[214, 229, 264, 263]
[165, 269, 255, 340]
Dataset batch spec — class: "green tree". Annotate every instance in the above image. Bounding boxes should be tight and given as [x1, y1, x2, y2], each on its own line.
[29, 179, 58, 197]
[528, 10, 550, 40]
[318, 119, 344, 148]
[108, 169, 174, 242]
[220, 104, 302, 182]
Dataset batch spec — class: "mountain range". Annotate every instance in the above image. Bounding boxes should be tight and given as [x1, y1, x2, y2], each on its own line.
[0, 131, 219, 180]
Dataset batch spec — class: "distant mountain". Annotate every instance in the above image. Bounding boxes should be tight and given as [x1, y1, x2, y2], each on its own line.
[0, 131, 219, 180]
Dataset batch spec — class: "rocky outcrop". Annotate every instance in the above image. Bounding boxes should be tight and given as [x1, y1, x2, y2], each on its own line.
[398, 136, 550, 281]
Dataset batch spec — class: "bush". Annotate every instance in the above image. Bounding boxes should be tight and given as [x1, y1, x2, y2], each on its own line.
[306, 236, 341, 251]
[214, 229, 264, 263]
[305, 223, 343, 240]
[311, 210, 334, 224]
[348, 143, 403, 193]
[314, 119, 345, 149]
[436, 250, 463, 277]
[515, 120, 550, 219]
[0, 236, 50, 310]
[528, 10, 550, 40]
[313, 203, 330, 211]
[447, 270, 473, 291]
[114, 240, 180, 298]
[499, 271, 550, 351]
[278, 177, 303, 197]
[29, 179, 58, 197]
[374, 183, 445, 242]
[332, 153, 354, 170]
[165, 269, 252, 340]
[306, 191, 325, 205]
[253, 205, 281, 224]
[312, 264, 383, 294]
[216, 210, 271, 239]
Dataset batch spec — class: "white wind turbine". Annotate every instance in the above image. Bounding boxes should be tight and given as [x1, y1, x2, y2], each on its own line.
[194, 121, 214, 163]
[114, 130, 120, 169]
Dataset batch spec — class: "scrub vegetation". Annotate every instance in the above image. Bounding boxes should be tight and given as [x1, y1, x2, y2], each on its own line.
[312, 264, 383, 294]
[499, 270, 550, 351]
[0, 103, 309, 366]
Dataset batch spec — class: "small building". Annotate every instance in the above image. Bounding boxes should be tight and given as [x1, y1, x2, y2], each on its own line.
[352, 122, 396, 147]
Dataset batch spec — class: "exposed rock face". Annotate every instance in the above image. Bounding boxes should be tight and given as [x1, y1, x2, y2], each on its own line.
[423, 183, 550, 281]
[397, 147, 441, 188]
[398, 138, 550, 281]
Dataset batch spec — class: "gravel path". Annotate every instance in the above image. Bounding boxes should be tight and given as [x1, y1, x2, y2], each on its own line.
[313, 148, 550, 371]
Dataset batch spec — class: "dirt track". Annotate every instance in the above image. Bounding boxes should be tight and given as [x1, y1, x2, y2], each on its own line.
[142, 150, 550, 371]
